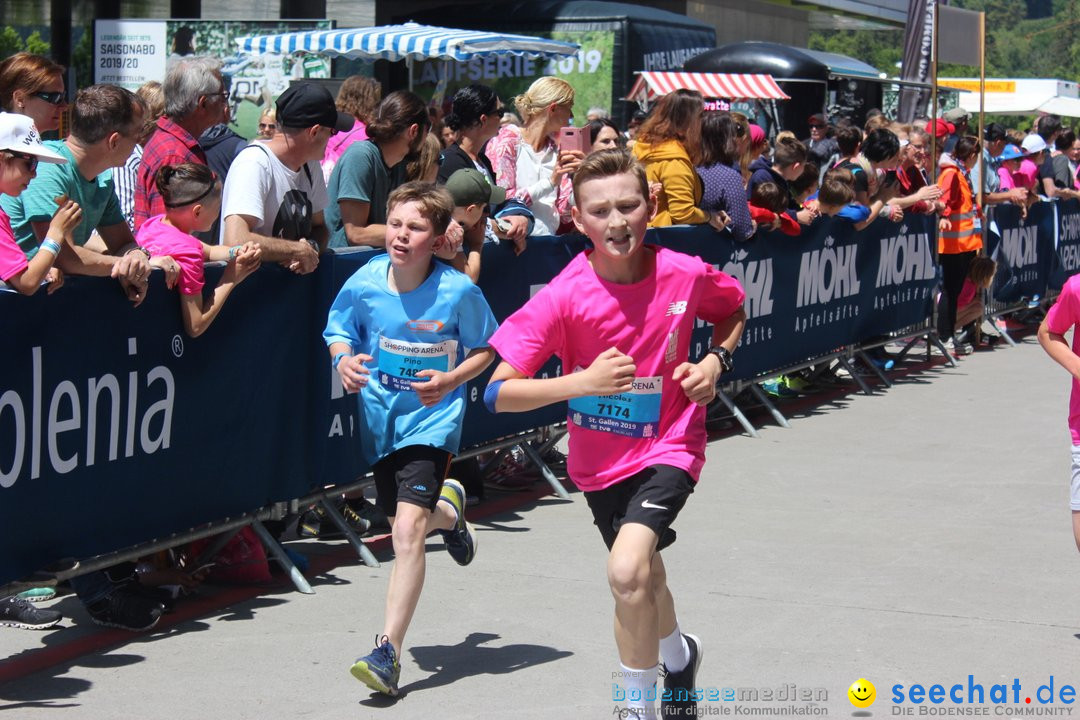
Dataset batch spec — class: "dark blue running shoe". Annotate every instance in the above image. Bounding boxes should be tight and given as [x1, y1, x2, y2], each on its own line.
[350, 635, 400, 696]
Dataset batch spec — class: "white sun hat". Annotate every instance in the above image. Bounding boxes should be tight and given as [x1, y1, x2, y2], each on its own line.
[0, 112, 67, 164]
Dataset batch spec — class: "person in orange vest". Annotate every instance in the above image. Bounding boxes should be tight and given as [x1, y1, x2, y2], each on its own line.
[937, 135, 982, 356]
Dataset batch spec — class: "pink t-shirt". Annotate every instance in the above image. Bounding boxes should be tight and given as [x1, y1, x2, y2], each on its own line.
[1045, 274, 1080, 444]
[321, 118, 367, 183]
[0, 207, 28, 282]
[135, 215, 205, 295]
[488, 246, 745, 491]
[1015, 158, 1039, 190]
[997, 166, 1016, 191]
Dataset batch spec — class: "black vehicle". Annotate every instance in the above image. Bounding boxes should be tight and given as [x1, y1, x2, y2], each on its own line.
[684, 41, 886, 133]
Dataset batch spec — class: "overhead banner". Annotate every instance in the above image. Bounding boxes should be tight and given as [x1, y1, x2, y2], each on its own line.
[897, 0, 935, 122]
[94, 19, 332, 139]
[937, 6, 983, 67]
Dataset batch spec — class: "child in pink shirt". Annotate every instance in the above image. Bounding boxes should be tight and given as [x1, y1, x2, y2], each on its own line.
[1038, 275, 1080, 554]
[0, 112, 81, 295]
[136, 163, 261, 337]
[484, 150, 746, 719]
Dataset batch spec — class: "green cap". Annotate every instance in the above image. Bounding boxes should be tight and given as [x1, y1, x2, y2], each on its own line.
[445, 168, 506, 207]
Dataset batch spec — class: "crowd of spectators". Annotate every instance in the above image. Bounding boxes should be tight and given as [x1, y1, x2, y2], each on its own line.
[2, 46, 1077, 633]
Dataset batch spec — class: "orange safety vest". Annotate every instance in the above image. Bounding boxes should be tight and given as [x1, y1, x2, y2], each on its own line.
[937, 165, 982, 254]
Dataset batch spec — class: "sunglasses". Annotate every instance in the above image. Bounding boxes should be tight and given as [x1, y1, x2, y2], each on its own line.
[7, 151, 39, 171]
[32, 91, 65, 105]
[258, 123, 277, 131]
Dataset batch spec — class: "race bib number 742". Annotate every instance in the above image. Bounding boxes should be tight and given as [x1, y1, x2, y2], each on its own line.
[377, 336, 457, 391]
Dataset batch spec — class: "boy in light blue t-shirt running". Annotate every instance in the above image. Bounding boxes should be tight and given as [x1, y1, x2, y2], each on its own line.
[324, 181, 499, 697]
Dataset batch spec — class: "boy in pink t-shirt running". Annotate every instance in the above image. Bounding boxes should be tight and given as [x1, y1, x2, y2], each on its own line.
[1039, 275, 1080, 553]
[484, 150, 746, 719]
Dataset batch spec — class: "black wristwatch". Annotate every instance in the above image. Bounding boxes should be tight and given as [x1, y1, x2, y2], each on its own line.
[709, 346, 734, 373]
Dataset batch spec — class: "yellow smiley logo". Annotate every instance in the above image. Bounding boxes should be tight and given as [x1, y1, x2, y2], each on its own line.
[848, 678, 876, 708]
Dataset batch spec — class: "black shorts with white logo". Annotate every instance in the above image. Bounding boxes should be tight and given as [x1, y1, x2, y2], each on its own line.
[583, 465, 695, 551]
[372, 445, 453, 517]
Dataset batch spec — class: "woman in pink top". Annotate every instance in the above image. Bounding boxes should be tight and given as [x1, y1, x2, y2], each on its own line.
[0, 111, 80, 295]
[485, 76, 584, 236]
[321, 75, 381, 183]
[136, 163, 261, 337]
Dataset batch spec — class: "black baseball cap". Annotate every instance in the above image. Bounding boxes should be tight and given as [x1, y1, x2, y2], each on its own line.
[983, 122, 1007, 142]
[275, 83, 353, 132]
[808, 113, 827, 127]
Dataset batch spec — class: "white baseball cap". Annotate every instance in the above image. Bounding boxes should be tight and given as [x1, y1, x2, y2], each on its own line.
[1021, 133, 1048, 156]
[0, 112, 66, 164]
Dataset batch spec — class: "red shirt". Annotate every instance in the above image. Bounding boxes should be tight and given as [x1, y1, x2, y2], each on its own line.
[896, 164, 930, 213]
[134, 116, 207, 231]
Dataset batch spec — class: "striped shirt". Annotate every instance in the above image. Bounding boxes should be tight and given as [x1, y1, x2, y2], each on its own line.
[114, 143, 142, 231]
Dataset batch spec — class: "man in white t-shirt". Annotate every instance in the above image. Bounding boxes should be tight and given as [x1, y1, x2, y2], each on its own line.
[221, 82, 351, 274]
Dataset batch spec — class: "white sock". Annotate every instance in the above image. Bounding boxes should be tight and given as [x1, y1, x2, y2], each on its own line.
[618, 663, 658, 719]
[659, 624, 690, 673]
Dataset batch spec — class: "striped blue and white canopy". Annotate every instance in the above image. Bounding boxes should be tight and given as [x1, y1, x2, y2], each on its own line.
[235, 23, 580, 62]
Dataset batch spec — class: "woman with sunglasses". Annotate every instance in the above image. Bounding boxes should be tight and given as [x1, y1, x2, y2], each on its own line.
[0, 53, 67, 135]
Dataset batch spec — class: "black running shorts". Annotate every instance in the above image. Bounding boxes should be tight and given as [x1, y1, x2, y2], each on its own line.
[583, 465, 695, 551]
[372, 445, 453, 517]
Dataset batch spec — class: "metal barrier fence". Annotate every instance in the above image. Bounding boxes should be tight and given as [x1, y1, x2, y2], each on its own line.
[2, 203, 1071, 595]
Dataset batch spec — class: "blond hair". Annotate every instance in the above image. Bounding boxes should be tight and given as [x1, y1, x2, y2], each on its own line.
[513, 77, 574, 124]
[136, 80, 165, 140]
[407, 132, 444, 182]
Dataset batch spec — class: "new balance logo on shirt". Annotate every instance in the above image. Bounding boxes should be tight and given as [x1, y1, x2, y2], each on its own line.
[666, 301, 688, 316]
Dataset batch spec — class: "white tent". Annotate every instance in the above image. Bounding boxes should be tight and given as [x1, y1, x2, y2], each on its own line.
[940, 78, 1080, 117]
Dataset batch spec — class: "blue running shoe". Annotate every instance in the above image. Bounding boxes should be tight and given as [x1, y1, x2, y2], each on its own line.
[438, 479, 477, 566]
[661, 633, 702, 718]
[350, 635, 400, 696]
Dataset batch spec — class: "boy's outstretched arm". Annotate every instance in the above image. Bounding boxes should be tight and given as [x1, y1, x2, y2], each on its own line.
[411, 347, 496, 408]
[487, 348, 637, 413]
[673, 307, 747, 406]
[1038, 319, 1080, 379]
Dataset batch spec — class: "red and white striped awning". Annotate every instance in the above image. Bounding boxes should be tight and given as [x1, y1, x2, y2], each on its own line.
[626, 72, 790, 102]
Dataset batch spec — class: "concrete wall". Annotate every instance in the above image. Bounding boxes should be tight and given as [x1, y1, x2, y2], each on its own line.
[688, 0, 809, 47]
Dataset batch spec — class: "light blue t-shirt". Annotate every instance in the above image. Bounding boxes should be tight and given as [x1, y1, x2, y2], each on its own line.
[0, 140, 125, 258]
[323, 254, 499, 464]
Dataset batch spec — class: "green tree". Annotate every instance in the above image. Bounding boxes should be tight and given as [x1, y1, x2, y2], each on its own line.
[0, 25, 51, 58]
[24, 30, 48, 56]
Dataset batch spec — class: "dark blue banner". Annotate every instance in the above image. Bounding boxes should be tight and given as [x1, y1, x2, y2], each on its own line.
[0, 221, 938, 585]
[986, 202, 1056, 303]
[1053, 199, 1080, 292]
[655, 214, 937, 380]
[0, 266, 319, 585]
